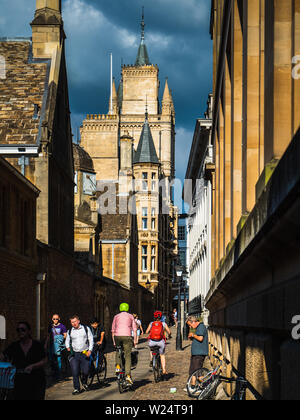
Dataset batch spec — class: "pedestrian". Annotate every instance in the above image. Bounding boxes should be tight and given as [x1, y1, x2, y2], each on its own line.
[132, 314, 144, 348]
[112, 303, 137, 385]
[65, 315, 94, 395]
[3, 322, 47, 400]
[172, 308, 178, 328]
[186, 315, 209, 390]
[45, 314, 67, 380]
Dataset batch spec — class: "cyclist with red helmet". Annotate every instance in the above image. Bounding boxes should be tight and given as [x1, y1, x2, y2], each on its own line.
[145, 311, 171, 376]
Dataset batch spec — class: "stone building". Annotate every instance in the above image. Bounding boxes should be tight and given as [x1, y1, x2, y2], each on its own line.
[0, 0, 95, 339]
[185, 95, 213, 322]
[0, 157, 39, 348]
[80, 13, 177, 313]
[206, 0, 300, 400]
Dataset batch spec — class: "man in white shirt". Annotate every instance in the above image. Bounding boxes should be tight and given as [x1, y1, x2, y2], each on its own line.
[66, 315, 94, 395]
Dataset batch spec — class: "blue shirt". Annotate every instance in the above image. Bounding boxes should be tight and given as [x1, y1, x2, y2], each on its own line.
[191, 323, 208, 356]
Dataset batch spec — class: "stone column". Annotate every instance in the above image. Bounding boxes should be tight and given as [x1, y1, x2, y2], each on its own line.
[231, 0, 243, 238]
[264, 0, 293, 164]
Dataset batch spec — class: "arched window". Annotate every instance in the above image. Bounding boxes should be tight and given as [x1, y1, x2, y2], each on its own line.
[0, 55, 6, 80]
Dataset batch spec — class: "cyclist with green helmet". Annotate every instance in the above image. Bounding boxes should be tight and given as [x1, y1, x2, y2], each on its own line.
[111, 303, 137, 385]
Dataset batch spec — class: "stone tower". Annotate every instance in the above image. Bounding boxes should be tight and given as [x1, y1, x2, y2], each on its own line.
[80, 11, 177, 305]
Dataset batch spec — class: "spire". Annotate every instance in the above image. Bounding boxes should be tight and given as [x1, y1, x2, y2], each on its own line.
[109, 78, 118, 114]
[135, 7, 150, 66]
[134, 110, 159, 165]
[162, 78, 175, 115]
[162, 78, 172, 103]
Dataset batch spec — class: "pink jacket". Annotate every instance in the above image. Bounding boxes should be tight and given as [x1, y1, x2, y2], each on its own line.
[112, 312, 137, 337]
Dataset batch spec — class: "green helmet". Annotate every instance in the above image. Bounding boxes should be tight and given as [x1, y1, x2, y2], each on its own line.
[120, 303, 129, 312]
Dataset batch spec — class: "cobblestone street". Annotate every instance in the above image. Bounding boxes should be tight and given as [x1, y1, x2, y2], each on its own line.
[46, 327, 227, 401]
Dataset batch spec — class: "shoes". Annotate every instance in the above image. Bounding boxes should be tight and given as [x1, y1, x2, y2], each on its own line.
[126, 375, 133, 385]
[82, 384, 89, 392]
[72, 389, 81, 396]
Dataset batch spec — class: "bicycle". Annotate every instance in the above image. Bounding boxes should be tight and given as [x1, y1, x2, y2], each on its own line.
[115, 345, 133, 394]
[80, 347, 107, 388]
[150, 346, 163, 383]
[0, 362, 16, 401]
[187, 356, 249, 400]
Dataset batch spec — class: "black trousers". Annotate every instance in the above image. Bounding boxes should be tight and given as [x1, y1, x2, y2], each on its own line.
[69, 352, 90, 390]
[189, 355, 206, 376]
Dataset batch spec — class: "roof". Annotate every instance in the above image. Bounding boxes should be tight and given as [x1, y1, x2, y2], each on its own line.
[133, 113, 159, 165]
[73, 143, 95, 173]
[0, 40, 50, 147]
[135, 43, 150, 66]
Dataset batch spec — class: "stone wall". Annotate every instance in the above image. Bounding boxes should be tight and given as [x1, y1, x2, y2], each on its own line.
[206, 130, 300, 400]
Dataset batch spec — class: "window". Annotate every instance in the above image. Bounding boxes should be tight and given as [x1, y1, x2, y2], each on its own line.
[74, 171, 78, 194]
[151, 218, 156, 230]
[142, 207, 148, 230]
[142, 257, 148, 272]
[142, 246, 148, 272]
[151, 256, 156, 272]
[178, 225, 186, 241]
[142, 172, 148, 191]
[151, 173, 156, 191]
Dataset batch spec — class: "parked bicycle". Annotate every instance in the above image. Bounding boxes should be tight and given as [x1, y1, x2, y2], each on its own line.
[0, 362, 16, 401]
[115, 345, 133, 394]
[80, 347, 107, 388]
[150, 345, 163, 383]
[187, 356, 249, 400]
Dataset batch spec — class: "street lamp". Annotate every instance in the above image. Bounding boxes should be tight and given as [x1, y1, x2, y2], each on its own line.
[182, 274, 189, 341]
[175, 263, 183, 351]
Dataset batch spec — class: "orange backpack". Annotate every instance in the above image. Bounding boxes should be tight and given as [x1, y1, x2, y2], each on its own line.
[149, 321, 165, 341]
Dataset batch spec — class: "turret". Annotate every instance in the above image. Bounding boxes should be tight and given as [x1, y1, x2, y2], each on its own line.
[31, 0, 65, 59]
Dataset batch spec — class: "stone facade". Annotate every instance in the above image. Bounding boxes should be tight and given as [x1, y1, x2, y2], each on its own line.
[185, 95, 213, 320]
[0, 157, 39, 349]
[206, 0, 300, 400]
[79, 16, 177, 314]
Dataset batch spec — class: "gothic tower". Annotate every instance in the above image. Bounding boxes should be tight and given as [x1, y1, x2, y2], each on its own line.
[80, 10, 177, 309]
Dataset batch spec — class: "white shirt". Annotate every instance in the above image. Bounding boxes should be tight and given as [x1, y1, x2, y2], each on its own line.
[65, 325, 94, 353]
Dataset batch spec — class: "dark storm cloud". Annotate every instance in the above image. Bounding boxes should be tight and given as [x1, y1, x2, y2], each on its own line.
[0, 0, 213, 192]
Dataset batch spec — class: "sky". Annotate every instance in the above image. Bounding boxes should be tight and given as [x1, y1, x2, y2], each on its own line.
[0, 0, 213, 212]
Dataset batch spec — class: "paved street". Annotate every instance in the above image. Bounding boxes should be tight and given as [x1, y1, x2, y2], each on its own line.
[46, 328, 228, 401]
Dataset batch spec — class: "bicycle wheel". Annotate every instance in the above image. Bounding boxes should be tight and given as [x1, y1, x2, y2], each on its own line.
[96, 356, 107, 384]
[153, 356, 161, 383]
[197, 377, 220, 401]
[118, 375, 126, 394]
[186, 367, 210, 398]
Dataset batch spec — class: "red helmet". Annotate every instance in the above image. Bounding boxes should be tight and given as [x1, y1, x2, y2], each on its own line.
[154, 311, 162, 319]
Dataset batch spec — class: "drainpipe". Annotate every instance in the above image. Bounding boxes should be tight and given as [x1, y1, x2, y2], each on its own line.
[36, 273, 47, 340]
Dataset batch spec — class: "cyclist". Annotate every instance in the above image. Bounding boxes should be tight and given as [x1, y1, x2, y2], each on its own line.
[146, 311, 171, 376]
[111, 303, 137, 386]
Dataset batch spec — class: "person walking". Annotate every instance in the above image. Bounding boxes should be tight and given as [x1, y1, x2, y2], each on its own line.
[112, 303, 137, 385]
[45, 314, 67, 379]
[132, 314, 144, 348]
[3, 322, 47, 400]
[65, 315, 94, 395]
[187, 316, 209, 389]
[146, 311, 171, 376]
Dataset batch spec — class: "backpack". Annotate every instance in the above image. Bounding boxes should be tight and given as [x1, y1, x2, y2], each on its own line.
[149, 321, 164, 341]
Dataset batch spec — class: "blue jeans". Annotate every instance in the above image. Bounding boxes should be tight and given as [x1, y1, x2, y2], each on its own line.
[69, 353, 90, 390]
